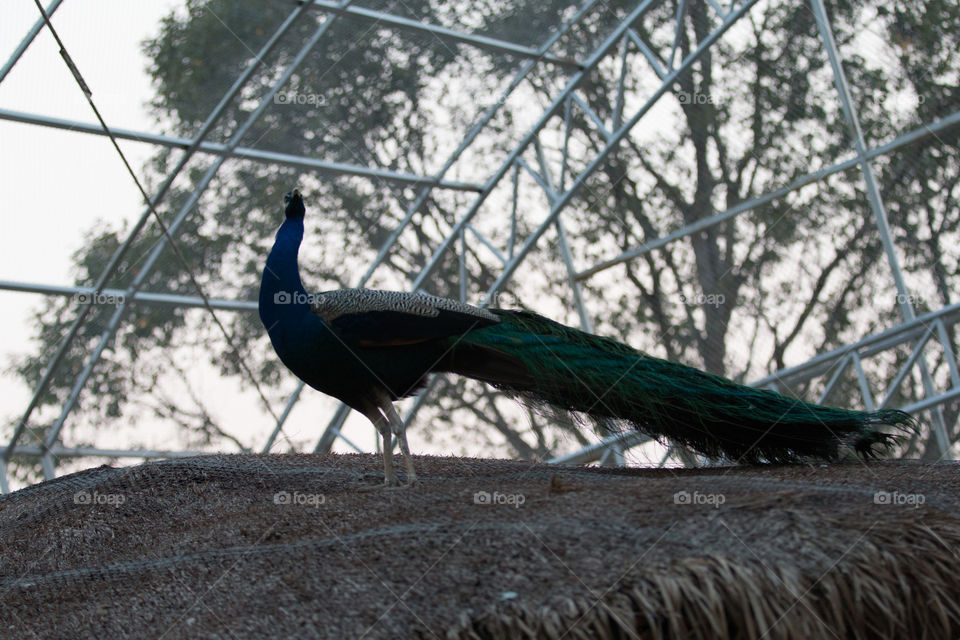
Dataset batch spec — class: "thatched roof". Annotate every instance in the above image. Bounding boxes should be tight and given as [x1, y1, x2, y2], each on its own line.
[2, 454, 959, 638]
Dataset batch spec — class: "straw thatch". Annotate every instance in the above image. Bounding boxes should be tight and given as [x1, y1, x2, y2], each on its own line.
[1, 454, 958, 639]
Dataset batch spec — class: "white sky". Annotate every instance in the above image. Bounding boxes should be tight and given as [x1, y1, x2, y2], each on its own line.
[0, 1, 184, 429]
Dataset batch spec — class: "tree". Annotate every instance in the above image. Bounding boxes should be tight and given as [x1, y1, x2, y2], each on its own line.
[10, 0, 960, 484]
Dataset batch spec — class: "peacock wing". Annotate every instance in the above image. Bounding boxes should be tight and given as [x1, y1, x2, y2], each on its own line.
[310, 289, 500, 346]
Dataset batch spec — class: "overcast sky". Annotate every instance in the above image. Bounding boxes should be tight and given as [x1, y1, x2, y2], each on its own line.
[0, 1, 183, 428]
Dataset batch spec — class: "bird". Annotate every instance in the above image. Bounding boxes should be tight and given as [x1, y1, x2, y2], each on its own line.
[259, 188, 917, 486]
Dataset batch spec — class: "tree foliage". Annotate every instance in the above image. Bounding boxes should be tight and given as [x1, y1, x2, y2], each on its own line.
[10, 0, 960, 481]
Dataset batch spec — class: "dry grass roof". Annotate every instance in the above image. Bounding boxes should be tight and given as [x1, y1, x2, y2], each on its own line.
[2, 454, 959, 638]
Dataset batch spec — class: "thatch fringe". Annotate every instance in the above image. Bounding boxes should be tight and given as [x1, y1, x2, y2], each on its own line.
[445, 517, 960, 640]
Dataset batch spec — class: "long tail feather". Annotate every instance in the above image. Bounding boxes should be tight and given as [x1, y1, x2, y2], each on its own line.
[457, 310, 917, 462]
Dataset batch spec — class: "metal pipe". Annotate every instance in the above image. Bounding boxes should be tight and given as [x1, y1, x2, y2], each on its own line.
[935, 319, 960, 390]
[612, 36, 629, 129]
[0, 0, 64, 84]
[466, 225, 507, 265]
[878, 324, 936, 410]
[902, 387, 960, 415]
[668, 0, 689, 70]
[627, 28, 666, 79]
[313, 403, 351, 453]
[532, 137, 592, 331]
[560, 95, 573, 189]
[548, 431, 649, 464]
[0, 445, 210, 460]
[305, 0, 583, 69]
[262, 383, 305, 453]
[571, 93, 612, 140]
[459, 228, 468, 302]
[556, 218, 593, 331]
[0, 280, 257, 311]
[0, 109, 483, 192]
[817, 353, 852, 405]
[705, 0, 727, 18]
[851, 352, 875, 411]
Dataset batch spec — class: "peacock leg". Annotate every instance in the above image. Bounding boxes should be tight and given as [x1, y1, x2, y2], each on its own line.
[380, 425, 397, 486]
[384, 402, 418, 486]
[360, 402, 398, 486]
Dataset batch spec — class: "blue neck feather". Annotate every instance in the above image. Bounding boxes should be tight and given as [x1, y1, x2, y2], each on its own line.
[259, 217, 310, 331]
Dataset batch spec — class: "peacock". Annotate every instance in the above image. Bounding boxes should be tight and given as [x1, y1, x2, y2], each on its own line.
[259, 189, 916, 486]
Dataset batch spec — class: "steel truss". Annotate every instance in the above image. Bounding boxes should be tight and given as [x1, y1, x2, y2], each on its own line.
[1, 0, 958, 491]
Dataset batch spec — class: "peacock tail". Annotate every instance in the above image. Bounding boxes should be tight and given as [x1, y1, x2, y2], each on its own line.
[455, 309, 916, 463]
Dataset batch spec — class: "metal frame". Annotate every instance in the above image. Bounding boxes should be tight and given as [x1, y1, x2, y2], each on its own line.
[0, 108, 484, 191]
[2, 0, 958, 491]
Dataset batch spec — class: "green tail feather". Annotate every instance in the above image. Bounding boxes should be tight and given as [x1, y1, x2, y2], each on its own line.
[460, 310, 917, 462]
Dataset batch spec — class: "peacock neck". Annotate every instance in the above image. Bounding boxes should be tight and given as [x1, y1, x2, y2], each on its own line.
[259, 217, 310, 325]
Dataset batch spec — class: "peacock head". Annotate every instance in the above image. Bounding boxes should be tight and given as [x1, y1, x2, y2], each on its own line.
[284, 188, 305, 219]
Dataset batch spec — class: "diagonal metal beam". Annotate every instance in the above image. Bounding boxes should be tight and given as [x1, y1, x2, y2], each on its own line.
[531, 137, 593, 332]
[0, 0, 64, 84]
[627, 28, 667, 79]
[878, 324, 936, 410]
[548, 431, 649, 464]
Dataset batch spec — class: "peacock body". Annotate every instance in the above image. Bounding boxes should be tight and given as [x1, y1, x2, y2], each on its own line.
[259, 189, 915, 485]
